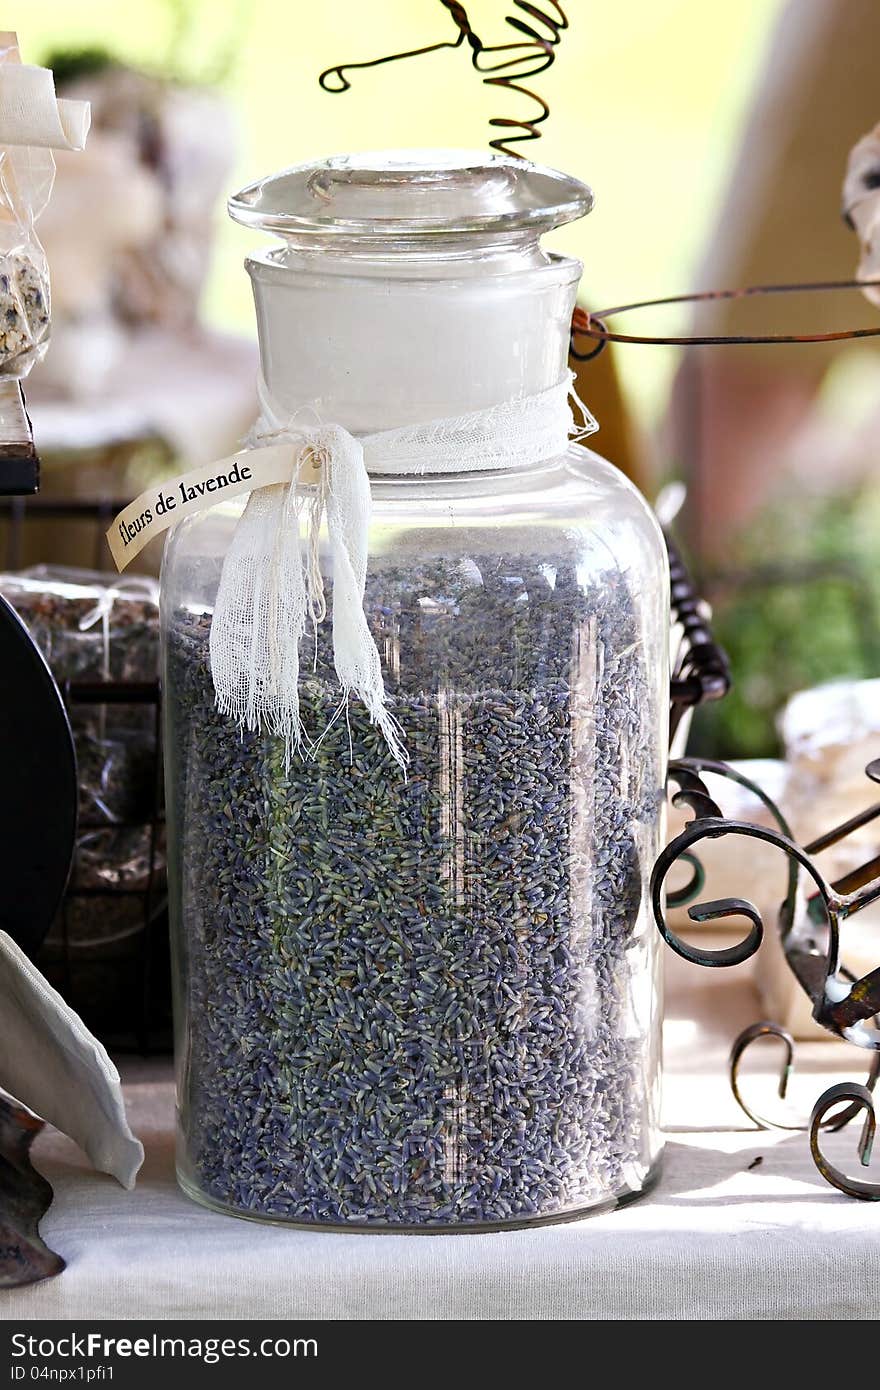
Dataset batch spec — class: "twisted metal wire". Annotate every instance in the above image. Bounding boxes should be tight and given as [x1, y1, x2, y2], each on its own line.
[570, 280, 880, 359]
[319, 1, 569, 157]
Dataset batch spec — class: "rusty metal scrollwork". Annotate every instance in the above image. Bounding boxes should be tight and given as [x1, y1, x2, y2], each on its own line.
[729, 1022, 880, 1136]
[653, 756, 880, 1198]
[809, 1083, 880, 1199]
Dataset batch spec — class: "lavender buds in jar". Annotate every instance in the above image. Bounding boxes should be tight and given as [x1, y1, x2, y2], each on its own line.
[161, 152, 669, 1230]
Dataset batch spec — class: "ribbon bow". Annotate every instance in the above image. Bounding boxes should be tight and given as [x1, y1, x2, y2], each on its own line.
[210, 422, 407, 769]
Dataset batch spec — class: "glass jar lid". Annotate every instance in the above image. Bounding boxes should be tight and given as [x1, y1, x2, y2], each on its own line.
[228, 149, 593, 240]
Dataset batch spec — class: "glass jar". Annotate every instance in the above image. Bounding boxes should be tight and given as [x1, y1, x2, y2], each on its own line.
[162, 151, 668, 1229]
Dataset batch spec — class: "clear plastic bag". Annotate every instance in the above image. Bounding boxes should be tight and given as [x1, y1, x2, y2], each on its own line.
[0, 565, 160, 831]
[0, 238, 50, 380]
[0, 34, 89, 380]
[0, 563, 167, 1044]
[0, 564, 160, 682]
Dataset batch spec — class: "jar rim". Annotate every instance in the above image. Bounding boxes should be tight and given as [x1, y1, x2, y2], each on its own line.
[228, 148, 593, 241]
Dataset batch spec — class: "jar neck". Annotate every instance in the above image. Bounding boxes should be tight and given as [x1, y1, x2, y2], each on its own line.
[247, 242, 582, 435]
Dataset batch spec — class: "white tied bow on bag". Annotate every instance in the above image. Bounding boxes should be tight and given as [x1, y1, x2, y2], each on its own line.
[209, 373, 597, 768]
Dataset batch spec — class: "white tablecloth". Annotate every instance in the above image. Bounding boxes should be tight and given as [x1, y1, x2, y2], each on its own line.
[5, 959, 879, 1321]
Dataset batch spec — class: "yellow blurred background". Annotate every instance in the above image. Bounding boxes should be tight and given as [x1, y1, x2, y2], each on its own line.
[19, 0, 783, 426]
[13, 0, 880, 763]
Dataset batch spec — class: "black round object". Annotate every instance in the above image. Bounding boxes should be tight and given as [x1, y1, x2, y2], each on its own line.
[0, 593, 77, 957]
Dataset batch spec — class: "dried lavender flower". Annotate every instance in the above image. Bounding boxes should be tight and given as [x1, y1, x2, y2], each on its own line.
[0, 251, 49, 374]
[168, 542, 664, 1227]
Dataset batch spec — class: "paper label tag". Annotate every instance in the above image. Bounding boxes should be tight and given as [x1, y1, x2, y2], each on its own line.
[106, 443, 320, 572]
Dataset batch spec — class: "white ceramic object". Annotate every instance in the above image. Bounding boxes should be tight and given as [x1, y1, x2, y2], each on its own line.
[0, 930, 143, 1187]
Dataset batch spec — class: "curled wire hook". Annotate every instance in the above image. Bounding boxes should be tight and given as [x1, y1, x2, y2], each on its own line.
[319, 1, 473, 93]
[730, 1023, 800, 1132]
[318, 1, 569, 158]
[473, 2, 568, 155]
[571, 310, 608, 361]
[810, 1083, 880, 1199]
[729, 1022, 880, 1133]
[570, 280, 880, 362]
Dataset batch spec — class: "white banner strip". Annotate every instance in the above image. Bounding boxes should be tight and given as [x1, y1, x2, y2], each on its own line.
[106, 443, 319, 572]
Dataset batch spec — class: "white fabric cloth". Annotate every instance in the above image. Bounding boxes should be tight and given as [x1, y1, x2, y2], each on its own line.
[5, 959, 879, 1320]
[253, 372, 596, 477]
[4, 1085, 878, 1321]
[211, 427, 407, 769]
[0, 62, 90, 155]
[210, 374, 596, 766]
[0, 45, 90, 384]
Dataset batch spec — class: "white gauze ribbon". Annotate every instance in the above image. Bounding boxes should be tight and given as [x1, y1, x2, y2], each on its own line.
[209, 371, 597, 769]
